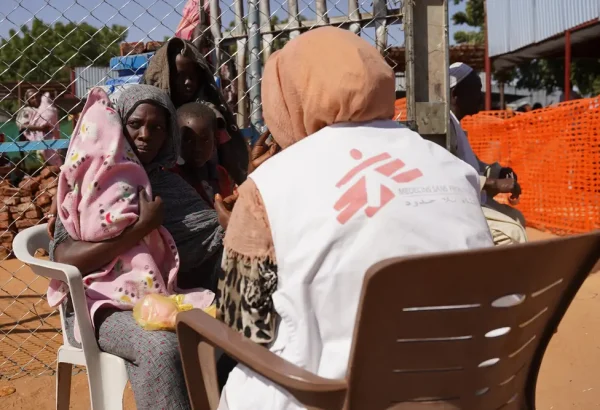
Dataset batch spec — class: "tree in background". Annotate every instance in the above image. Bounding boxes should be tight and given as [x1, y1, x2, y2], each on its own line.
[452, 0, 484, 45]
[0, 18, 127, 113]
[452, 0, 600, 96]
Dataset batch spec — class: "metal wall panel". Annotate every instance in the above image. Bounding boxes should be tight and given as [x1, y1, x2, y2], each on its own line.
[488, 0, 600, 57]
[535, 0, 564, 41]
[74, 67, 115, 99]
[487, 0, 511, 57]
[564, 0, 599, 29]
[508, 0, 535, 52]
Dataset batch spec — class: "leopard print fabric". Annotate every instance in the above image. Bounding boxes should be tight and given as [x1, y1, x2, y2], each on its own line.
[217, 253, 278, 344]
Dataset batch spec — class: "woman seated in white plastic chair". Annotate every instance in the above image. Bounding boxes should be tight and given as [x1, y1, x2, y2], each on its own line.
[49, 85, 224, 410]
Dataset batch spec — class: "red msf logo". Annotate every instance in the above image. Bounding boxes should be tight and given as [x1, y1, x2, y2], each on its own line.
[334, 149, 423, 224]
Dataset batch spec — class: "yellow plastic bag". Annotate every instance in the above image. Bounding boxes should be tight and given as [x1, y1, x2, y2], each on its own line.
[133, 294, 215, 331]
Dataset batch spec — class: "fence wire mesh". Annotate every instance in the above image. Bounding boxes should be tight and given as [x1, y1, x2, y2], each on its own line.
[0, 0, 405, 379]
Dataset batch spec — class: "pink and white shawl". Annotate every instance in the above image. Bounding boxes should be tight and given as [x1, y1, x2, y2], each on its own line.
[48, 88, 213, 339]
[24, 93, 62, 167]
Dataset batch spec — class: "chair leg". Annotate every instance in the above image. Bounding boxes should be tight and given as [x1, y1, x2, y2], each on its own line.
[88, 358, 128, 410]
[56, 362, 72, 410]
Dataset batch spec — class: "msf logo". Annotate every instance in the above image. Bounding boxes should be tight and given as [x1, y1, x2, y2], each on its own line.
[334, 149, 423, 224]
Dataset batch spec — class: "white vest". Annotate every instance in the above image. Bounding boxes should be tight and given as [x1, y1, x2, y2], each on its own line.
[220, 120, 493, 410]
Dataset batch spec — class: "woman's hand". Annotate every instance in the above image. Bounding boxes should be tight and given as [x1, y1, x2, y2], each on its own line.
[46, 196, 58, 239]
[214, 192, 239, 230]
[248, 131, 279, 174]
[137, 187, 164, 232]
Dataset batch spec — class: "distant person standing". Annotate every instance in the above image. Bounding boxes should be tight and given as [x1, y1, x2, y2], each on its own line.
[16, 89, 63, 170]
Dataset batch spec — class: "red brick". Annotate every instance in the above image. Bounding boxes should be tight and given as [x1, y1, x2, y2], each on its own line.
[0, 212, 10, 222]
[145, 41, 163, 52]
[2, 197, 19, 206]
[36, 194, 52, 207]
[0, 187, 20, 196]
[16, 219, 36, 229]
[48, 165, 60, 174]
[40, 178, 58, 190]
[0, 248, 12, 260]
[40, 167, 53, 178]
[19, 177, 40, 191]
[10, 202, 35, 213]
[25, 209, 42, 219]
[0, 231, 15, 241]
[120, 41, 145, 56]
[0, 220, 13, 229]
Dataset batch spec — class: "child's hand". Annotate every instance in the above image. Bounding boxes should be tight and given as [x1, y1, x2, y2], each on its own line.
[249, 131, 279, 173]
[137, 187, 164, 232]
[214, 192, 239, 230]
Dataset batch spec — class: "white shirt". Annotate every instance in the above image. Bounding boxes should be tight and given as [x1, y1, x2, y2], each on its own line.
[220, 120, 493, 410]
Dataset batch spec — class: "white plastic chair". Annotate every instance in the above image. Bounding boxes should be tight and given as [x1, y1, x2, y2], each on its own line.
[13, 224, 129, 410]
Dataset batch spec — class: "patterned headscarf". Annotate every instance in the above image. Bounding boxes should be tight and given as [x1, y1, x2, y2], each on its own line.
[115, 84, 180, 172]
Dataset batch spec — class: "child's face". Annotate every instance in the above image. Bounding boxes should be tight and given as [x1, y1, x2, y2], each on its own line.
[180, 117, 215, 167]
[173, 54, 200, 106]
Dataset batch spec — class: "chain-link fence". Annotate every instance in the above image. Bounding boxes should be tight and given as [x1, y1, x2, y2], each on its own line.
[0, 0, 409, 379]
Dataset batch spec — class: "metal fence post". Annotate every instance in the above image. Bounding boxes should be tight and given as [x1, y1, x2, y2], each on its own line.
[248, 0, 263, 128]
[403, 0, 450, 152]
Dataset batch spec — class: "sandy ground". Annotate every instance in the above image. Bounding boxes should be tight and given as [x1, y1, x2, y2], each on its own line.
[1, 228, 599, 409]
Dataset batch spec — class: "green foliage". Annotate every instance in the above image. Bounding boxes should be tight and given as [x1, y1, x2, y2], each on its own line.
[0, 18, 127, 113]
[452, 0, 600, 95]
[452, 0, 484, 45]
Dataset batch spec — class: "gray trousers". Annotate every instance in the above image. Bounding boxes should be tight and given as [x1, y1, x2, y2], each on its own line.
[65, 309, 191, 410]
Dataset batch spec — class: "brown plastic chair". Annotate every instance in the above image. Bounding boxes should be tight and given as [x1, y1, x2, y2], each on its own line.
[176, 232, 600, 410]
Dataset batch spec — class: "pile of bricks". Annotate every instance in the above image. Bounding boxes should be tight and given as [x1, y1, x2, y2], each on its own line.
[119, 41, 163, 56]
[0, 166, 59, 258]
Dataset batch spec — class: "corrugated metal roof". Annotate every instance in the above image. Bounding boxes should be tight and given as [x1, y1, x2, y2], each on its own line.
[488, 0, 600, 57]
[74, 67, 116, 99]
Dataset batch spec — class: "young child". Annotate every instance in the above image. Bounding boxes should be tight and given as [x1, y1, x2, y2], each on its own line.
[48, 88, 213, 340]
[171, 102, 234, 206]
[143, 39, 249, 184]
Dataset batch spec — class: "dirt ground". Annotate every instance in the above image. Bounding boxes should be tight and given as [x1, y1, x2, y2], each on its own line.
[1, 228, 599, 409]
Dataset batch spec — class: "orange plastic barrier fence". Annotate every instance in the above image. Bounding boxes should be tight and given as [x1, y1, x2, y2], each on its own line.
[394, 98, 600, 235]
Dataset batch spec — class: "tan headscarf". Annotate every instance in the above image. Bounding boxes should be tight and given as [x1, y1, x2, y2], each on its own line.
[225, 27, 395, 262]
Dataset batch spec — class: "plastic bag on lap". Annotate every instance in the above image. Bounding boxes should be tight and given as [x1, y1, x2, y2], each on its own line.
[133, 294, 216, 331]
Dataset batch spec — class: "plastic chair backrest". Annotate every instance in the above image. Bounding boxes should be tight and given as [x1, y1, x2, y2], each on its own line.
[345, 232, 600, 410]
[13, 224, 101, 356]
